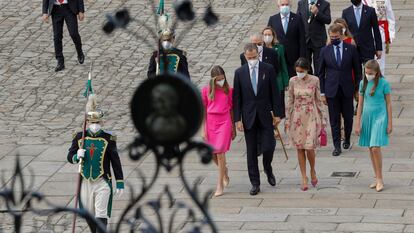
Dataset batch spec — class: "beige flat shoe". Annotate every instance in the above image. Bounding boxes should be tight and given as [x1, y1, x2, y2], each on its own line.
[369, 182, 377, 189]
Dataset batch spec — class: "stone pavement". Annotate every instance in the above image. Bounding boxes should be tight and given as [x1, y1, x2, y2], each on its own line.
[0, 0, 414, 232]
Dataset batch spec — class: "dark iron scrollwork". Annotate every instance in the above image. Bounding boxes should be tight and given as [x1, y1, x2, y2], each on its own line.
[1, 0, 218, 232]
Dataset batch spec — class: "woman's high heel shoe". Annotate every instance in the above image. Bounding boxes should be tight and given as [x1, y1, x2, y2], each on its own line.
[301, 177, 309, 191]
[376, 181, 384, 192]
[369, 182, 377, 189]
[311, 171, 318, 187]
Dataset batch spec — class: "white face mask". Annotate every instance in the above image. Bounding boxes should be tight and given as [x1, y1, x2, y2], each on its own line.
[263, 35, 274, 44]
[216, 79, 225, 87]
[162, 41, 173, 50]
[247, 59, 259, 67]
[89, 123, 101, 134]
[366, 74, 376, 81]
[297, 72, 307, 79]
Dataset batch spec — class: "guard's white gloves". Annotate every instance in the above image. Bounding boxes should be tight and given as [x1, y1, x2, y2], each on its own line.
[77, 149, 86, 161]
[115, 188, 124, 198]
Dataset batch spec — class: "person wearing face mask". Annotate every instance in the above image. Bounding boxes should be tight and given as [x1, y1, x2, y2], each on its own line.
[240, 33, 282, 115]
[297, 0, 331, 75]
[147, 29, 190, 80]
[355, 60, 392, 192]
[342, 0, 382, 65]
[201, 66, 236, 197]
[268, 0, 306, 78]
[318, 24, 362, 157]
[262, 27, 289, 111]
[285, 58, 326, 191]
[67, 94, 124, 233]
[233, 43, 284, 196]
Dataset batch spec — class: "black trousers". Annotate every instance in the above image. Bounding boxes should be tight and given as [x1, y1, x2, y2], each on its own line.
[327, 87, 354, 149]
[244, 116, 275, 186]
[306, 43, 322, 75]
[51, 5, 83, 62]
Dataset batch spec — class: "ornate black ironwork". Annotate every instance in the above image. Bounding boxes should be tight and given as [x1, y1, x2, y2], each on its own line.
[1, 1, 219, 232]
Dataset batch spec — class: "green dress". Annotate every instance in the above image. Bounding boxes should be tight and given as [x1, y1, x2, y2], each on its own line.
[272, 44, 289, 91]
[358, 77, 391, 147]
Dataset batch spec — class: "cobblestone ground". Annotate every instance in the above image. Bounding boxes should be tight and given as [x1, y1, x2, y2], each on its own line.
[1, 0, 414, 232]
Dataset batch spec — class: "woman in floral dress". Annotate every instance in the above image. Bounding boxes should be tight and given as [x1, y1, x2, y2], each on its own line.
[285, 58, 326, 191]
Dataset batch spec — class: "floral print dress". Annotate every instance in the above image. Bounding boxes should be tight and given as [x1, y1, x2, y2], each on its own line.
[285, 75, 327, 149]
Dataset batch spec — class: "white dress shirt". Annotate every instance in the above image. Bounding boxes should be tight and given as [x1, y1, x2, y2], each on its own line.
[54, 0, 68, 5]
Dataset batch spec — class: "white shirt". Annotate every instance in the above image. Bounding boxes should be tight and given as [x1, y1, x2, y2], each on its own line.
[353, 4, 363, 21]
[249, 62, 259, 91]
[54, 0, 68, 5]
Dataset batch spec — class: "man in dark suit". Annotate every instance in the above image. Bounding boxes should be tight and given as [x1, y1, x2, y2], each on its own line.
[297, 0, 331, 74]
[42, 0, 85, 72]
[318, 24, 362, 156]
[233, 43, 284, 195]
[342, 0, 382, 63]
[240, 33, 282, 116]
[148, 30, 190, 80]
[268, 0, 306, 78]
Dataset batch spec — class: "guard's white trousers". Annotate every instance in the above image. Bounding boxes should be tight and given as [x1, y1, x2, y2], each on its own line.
[80, 178, 112, 219]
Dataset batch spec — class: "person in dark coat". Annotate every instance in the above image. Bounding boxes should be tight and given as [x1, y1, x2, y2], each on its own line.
[297, 0, 331, 74]
[268, 0, 306, 78]
[233, 43, 284, 196]
[318, 24, 362, 157]
[42, 0, 85, 72]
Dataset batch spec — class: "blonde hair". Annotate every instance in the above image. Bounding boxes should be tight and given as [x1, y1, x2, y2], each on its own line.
[262, 27, 279, 46]
[209, 65, 230, 100]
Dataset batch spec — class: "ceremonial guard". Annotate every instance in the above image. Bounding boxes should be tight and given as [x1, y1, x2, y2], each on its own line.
[67, 94, 124, 233]
[362, 0, 396, 74]
[147, 29, 191, 80]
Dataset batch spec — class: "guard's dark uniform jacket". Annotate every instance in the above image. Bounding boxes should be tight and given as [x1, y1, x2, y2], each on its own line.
[67, 130, 124, 189]
[147, 48, 190, 80]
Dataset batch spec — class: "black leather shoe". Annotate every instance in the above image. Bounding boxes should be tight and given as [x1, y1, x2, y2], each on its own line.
[343, 141, 351, 150]
[250, 185, 260, 196]
[78, 53, 85, 64]
[55, 62, 65, 72]
[267, 173, 276, 186]
[332, 148, 342, 156]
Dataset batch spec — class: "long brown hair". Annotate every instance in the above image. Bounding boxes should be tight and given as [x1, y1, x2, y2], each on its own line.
[209, 65, 229, 100]
[362, 60, 382, 96]
[262, 27, 279, 47]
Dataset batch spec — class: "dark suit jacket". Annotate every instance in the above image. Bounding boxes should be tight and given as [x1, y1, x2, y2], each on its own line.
[318, 42, 362, 98]
[267, 12, 306, 77]
[342, 5, 382, 62]
[297, 0, 331, 48]
[240, 47, 279, 79]
[147, 48, 190, 80]
[42, 0, 85, 15]
[233, 62, 284, 130]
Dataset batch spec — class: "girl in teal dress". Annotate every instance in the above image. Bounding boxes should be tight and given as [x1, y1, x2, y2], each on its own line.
[355, 60, 393, 192]
[263, 27, 289, 110]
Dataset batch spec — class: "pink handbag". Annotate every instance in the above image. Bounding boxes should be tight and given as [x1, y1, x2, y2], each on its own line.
[320, 128, 327, 147]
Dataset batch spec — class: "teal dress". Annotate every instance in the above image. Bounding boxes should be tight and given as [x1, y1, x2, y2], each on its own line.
[358, 77, 391, 147]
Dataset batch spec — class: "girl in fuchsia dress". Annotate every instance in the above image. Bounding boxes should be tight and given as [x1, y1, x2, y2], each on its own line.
[201, 65, 236, 197]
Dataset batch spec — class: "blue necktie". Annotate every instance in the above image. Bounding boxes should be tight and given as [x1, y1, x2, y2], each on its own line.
[336, 45, 342, 67]
[283, 17, 288, 34]
[355, 7, 361, 27]
[251, 66, 257, 95]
